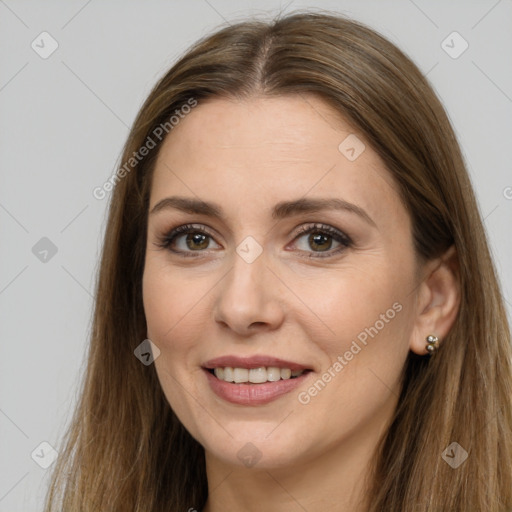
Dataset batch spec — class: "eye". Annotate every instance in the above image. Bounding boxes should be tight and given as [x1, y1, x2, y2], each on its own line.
[291, 223, 352, 258]
[154, 224, 220, 257]
[154, 222, 352, 259]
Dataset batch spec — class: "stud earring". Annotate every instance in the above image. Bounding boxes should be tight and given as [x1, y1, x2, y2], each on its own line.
[426, 334, 440, 355]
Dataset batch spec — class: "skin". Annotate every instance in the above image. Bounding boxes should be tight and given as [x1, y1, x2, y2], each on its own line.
[142, 94, 460, 511]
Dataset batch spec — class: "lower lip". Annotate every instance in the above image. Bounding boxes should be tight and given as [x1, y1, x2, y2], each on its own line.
[203, 368, 312, 406]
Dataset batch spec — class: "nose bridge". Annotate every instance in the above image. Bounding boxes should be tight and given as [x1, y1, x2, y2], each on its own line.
[213, 241, 283, 333]
[225, 244, 270, 309]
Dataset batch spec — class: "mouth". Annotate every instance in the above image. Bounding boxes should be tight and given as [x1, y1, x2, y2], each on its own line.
[205, 366, 312, 384]
[202, 366, 314, 406]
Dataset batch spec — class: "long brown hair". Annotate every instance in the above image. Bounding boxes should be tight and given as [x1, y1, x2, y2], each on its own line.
[44, 11, 512, 511]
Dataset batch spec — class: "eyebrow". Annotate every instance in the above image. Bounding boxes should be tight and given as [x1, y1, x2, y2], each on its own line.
[149, 196, 376, 227]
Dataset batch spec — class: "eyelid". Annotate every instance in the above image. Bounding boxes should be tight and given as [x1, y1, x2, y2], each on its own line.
[154, 223, 220, 255]
[288, 223, 352, 259]
[292, 222, 352, 245]
[154, 222, 352, 258]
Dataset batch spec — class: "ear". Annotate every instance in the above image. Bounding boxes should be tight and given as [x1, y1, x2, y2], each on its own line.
[409, 245, 461, 355]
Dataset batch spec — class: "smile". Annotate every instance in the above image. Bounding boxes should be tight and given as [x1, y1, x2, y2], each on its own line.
[210, 366, 306, 383]
[203, 367, 313, 405]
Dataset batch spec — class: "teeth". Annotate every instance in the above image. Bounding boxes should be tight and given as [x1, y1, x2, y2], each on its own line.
[233, 368, 249, 383]
[249, 367, 267, 383]
[266, 367, 281, 381]
[222, 367, 234, 382]
[280, 368, 291, 379]
[212, 366, 306, 383]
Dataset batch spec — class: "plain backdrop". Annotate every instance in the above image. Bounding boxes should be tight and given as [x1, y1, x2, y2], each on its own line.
[1, 0, 511, 510]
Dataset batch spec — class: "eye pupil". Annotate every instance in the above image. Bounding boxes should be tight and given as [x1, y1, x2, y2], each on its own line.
[187, 233, 209, 250]
[309, 232, 331, 251]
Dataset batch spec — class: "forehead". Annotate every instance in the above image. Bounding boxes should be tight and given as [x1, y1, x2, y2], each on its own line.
[150, 95, 405, 229]
[157, 94, 363, 162]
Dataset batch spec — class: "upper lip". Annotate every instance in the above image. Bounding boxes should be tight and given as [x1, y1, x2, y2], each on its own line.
[202, 355, 311, 372]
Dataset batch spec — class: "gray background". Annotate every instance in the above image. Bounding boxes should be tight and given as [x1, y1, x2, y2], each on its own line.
[1, 0, 511, 510]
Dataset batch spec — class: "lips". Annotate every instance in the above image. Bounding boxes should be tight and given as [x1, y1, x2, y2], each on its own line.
[202, 355, 314, 405]
[202, 355, 311, 372]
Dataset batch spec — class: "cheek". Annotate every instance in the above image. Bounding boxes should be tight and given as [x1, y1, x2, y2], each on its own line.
[142, 260, 210, 426]
[293, 271, 413, 435]
[294, 259, 416, 414]
[305, 264, 410, 351]
[142, 259, 205, 356]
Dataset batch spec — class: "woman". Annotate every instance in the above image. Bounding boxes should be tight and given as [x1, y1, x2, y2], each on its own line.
[44, 11, 512, 512]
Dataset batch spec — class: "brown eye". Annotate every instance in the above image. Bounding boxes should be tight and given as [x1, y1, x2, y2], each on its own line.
[292, 223, 352, 258]
[184, 232, 210, 251]
[306, 232, 334, 252]
[155, 224, 220, 257]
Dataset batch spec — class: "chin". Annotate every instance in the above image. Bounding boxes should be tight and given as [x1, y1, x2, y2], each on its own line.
[196, 420, 315, 470]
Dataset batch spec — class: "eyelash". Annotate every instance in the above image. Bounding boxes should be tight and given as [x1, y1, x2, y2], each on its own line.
[154, 223, 353, 259]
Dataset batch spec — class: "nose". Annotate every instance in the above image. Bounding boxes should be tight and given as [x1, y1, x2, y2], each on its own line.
[213, 248, 285, 337]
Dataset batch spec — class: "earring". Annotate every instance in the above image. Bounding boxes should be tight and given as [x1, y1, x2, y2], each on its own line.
[425, 334, 440, 355]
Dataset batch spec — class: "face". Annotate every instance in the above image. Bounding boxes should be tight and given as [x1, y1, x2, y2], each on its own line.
[142, 94, 422, 470]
